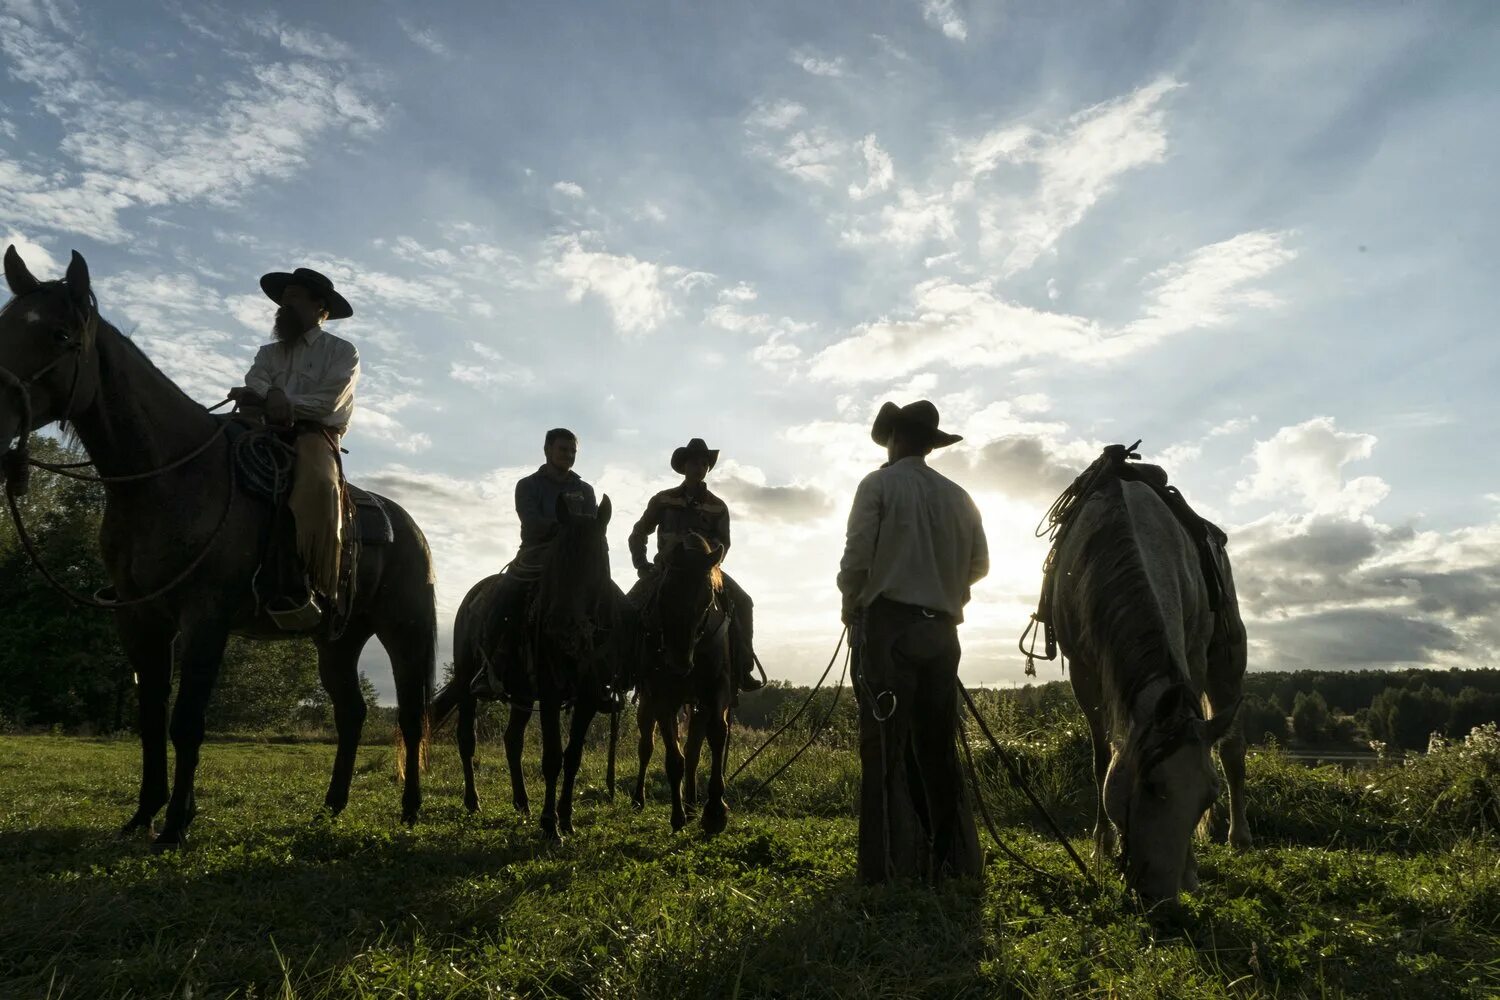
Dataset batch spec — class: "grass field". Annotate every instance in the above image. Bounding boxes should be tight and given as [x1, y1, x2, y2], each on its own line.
[1, 723, 1497, 999]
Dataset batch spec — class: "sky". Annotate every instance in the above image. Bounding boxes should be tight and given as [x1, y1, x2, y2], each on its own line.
[2, 0, 1498, 700]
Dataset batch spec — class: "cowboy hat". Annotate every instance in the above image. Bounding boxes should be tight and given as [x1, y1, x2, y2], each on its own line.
[671, 437, 720, 474]
[871, 400, 963, 449]
[260, 267, 353, 320]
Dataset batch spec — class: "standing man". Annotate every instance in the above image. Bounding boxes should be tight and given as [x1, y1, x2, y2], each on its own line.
[472, 428, 598, 698]
[229, 267, 358, 616]
[837, 400, 989, 884]
[629, 438, 763, 691]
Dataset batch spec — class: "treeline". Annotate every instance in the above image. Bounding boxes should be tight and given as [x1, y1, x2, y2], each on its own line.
[736, 666, 1500, 754]
[0, 439, 373, 734]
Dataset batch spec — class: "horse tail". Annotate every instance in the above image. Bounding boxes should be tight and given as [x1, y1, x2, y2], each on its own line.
[429, 674, 464, 731]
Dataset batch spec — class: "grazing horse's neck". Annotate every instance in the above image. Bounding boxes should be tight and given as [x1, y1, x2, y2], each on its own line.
[70, 322, 220, 480]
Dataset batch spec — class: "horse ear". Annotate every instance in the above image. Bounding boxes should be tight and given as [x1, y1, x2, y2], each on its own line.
[597, 494, 612, 528]
[65, 250, 91, 304]
[709, 541, 726, 569]
[1203, 699, 1240, 744]
[4, 245, 41, 297]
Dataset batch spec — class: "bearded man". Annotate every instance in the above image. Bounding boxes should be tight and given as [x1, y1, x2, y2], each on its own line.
[228, 267, 358, 613]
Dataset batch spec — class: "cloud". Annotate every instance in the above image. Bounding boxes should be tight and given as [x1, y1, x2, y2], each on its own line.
[1234, 416, 1387, 515]
[848, 135, 896, 200]
[448, 340, 535, 388]
[2, 230, 60, 275]
[792, 49, 846, 77]
[715, 469, 834, 522]
[938, 434, 1093, 503]
[544, 232, 685, 336]
[809, 230, 1294, 382]
[921, 0, 969, 41]
[964, 77, 1183, 275]
[841, 187, 958, 247]
[249, 14, 354, 61]
[552, 181, 587, 199]
[745, 99, 806, 131]
[0, 10, 384, 242]
[397, 17, 450, 56]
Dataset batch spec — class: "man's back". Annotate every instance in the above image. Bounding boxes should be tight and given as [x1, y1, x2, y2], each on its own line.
[838, 456, 988, 621]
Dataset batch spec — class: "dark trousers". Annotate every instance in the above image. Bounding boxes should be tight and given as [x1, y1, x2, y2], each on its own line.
[854, 598, 981, 884]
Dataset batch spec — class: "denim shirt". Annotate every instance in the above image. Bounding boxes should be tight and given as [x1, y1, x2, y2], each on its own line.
[515, 466, 598, 550]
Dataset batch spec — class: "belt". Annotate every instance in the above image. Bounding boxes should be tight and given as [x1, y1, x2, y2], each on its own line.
[869, 596, 954, 623]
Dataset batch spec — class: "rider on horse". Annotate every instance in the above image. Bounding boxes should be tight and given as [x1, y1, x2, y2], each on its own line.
[471, 427, 598, 699]
[628, 438, 764, 692]
[226, 267, 358, 628]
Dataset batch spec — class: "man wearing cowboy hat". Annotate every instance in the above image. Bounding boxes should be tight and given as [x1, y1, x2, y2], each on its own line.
[837, 400, 988, 884]
[628, 437, 763, 691]
[228, 267, 359, 616]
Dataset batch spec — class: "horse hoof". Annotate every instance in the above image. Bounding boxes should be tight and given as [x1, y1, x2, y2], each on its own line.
[150, 831, 186, 853]
[401, 810, 420, 827]
[539, 820, 561, 844]
[671, 813, 687, 833]
[513, 800, 531, 818]
[631, 797, 644, 813]
[701, 806, 728, 836]
[323, 796, 348, 817]
[559, 816, 574, 837]
[464, 796, 481, 814]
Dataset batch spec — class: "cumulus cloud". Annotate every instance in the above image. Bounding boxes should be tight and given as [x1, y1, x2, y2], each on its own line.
[552, 180, 587, 199]
[792, 49, 847, 77]
[1234, 416, 1387, 515]
[715, 470, 834, 522]
[397, 17, 450, 56]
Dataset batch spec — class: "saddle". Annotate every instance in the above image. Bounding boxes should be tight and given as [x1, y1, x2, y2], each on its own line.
[1021, 442, 1239, 675]
[222, 418, 394, 637]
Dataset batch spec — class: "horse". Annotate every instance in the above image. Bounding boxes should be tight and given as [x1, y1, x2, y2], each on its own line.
[630, 532, 734, 834]
[433, 495, 629, 842]
[1048, 454, 1249, 903]
[0, 247, 437, 849]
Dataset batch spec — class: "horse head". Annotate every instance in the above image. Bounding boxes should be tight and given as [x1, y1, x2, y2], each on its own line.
[537, 493, 613, 659]
[656, 532, 725, 677]
[0, 246, 101, 452]
[1104, 684, 1235, 904]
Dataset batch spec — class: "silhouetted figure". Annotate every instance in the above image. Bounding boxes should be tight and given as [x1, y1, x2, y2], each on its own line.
[228, 267, 358, 628]
[838, 400, 988, 884]
[629, 437, 763, 691]
[471, 427, 598, 699]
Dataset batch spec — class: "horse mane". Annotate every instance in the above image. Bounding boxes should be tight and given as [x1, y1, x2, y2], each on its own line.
[684, 531, 723, 593]
[533, 510, 609, 612]
[1070, 477, 1193, 725]
[92, 313, 211, 414]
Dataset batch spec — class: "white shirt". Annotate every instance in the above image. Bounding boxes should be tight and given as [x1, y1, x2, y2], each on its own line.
[837, 456, 989, 622]
[244, 326, 359, 433]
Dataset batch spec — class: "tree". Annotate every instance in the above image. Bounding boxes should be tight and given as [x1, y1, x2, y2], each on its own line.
[1238, 694, 1289, 745]
[1290, 690, 1332, 743]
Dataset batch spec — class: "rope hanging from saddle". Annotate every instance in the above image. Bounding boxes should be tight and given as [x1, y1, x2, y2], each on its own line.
[1019, 440, 1230, 676]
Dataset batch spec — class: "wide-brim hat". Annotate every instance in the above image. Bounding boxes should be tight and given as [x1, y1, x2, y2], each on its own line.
[671, 437, 720, 474]
[260, 267, 353, 320]
[871, 400, 963, 449]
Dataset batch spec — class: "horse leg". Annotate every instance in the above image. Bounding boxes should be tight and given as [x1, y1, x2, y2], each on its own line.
[1207, 680, 1253, 851]
[683, 703, 703, 811]
[632, 694, 654, 811]
[504, 706, 532, 816]
[659, 702, 687, 832]
[315, 626, 373, 817]
[538, 704, 563, 843]
[116, 615, 174, 837]
[700, 702, 730, 836]
[154, 620, 231, 850]
[1086, 710, 1115, 861]
[558, 701, 596, 836]
[606, 709, 619, 802]
[378, 622, 432, 826]
[458, 693, 480, 813]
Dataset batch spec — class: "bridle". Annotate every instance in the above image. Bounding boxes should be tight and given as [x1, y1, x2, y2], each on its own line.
[0, 290, 97, 459]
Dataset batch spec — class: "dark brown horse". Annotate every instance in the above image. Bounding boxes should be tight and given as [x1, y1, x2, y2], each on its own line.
[434, 495, 630, 841]
[0, 248, 437, 849]
[630, 532, 734, 834]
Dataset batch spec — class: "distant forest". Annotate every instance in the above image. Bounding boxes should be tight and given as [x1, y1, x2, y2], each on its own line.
[3, 440, 1496, 750]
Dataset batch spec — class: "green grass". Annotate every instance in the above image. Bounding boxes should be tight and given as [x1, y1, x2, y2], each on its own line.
[0, 730, 1496, 999]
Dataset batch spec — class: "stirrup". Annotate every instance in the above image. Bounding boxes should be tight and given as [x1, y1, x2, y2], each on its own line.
[266, 593, 323, 631]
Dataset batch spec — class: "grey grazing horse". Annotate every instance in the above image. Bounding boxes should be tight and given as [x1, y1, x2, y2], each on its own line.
[0, 248, 437, 849]
[1050, 469, 1249, 903]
